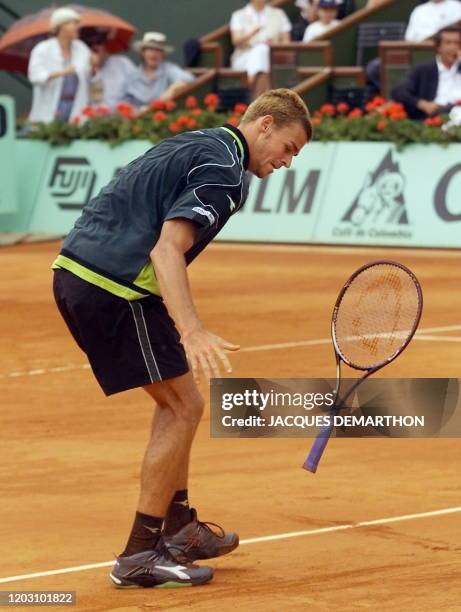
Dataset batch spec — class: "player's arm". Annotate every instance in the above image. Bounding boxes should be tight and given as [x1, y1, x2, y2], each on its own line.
[150, 218, 239, 381]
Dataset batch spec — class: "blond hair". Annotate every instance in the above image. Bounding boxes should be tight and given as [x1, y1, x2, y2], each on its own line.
[240, 88, 313, 141]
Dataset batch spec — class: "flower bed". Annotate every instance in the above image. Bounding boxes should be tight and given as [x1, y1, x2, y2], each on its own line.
[23, 95, 461, 148]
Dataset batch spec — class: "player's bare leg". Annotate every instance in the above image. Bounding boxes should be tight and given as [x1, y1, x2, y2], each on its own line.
[138, 372, 203, 517]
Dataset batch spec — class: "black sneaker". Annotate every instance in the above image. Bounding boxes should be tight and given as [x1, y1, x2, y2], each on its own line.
[164, 508, 239, 561]
[110, 540, 213, 588]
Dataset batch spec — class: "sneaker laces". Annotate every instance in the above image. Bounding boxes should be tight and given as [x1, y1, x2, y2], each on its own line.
[156, 538, 196, 565]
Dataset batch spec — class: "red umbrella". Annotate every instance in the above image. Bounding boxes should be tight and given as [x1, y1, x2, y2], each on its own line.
[0, 4, 137, 73]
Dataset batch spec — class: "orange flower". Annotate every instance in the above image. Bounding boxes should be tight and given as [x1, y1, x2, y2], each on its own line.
[153, 111, 167, 121]
[150, 100, 166, 110]
[132, 125, 141, 135]
[116, 102, 135, 119]
[336, 102, 349, 114]
[165, 100, 177, 111]
[234, 102, 248, 114]
[71, 116, 80, 125]
[227, 115, 239, 127]
[191, 108, 202, 116]
[169, 121, 180, 133]
[320, 103, 335, 116]
[424, 115, 442, 127]
[185, 96, 198, 109]
[177, 115, 190, 126]
[371, 96, 386, 106]
[187, 118, 198, 129]
[204, 93, 219, 108]
[82, 105, 97, 119]
[348, 108, 363, 118]
[311, 116, 322, 126]
[96, 104, 111, 116]
[376, 120, 387, 131]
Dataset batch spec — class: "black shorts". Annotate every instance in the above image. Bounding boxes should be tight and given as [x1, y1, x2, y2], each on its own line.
[53, 269, 189, 395]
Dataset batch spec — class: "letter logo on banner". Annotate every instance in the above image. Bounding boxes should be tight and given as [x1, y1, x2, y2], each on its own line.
[48, 157, 96, 209]
[333, 151, 412, 240]
[434, 164, 461, 222]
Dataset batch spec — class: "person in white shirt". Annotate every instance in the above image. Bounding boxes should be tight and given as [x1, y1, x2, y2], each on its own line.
[28, 7, 91, 123]
[405, 0, 461, 42]
[230, 0, 292, 98]
[87, 32, 136, 110]
[303, 0, 340, 42]
[392, 27, 461, 119]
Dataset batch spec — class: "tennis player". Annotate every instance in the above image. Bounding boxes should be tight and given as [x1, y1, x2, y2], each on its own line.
[52, 88, 312, 588]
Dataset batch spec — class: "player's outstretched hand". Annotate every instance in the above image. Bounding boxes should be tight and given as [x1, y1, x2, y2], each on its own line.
[182, 327, 240, 383]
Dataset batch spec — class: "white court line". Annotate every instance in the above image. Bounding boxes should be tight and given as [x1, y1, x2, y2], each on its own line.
[2, 324, 461, 380]
[0, 505, 460, 585]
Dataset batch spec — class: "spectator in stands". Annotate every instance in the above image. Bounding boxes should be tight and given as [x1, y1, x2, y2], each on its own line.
[28, 7, 91, 123]
[230, 0, 292, 98]
[365, 0, 455, 97]
[87, 30, 136, 110]
[120, 32, 194, 109]
[392, 27, 461, 119]
[293, 0, 356, 41]
[405, 0, 461, 42]
[303, 0, 340, 42]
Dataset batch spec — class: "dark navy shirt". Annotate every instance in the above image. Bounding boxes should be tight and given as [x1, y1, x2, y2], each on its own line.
[53, 125, 250, 300]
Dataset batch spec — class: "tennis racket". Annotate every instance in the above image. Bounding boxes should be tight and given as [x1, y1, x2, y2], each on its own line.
[303, 260, 423, 474]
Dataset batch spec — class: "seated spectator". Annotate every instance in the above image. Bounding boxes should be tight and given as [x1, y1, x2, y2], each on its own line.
[293, 0, 358, 40]
[303, 0, 340, 42]
[86, 31, 136, 110]
[28, 7, 90, 123]
[392, 27, 461, 119]
[230, 0, 291, 98]
[405, 0, 461, 42]
[120, 32, 194, 109]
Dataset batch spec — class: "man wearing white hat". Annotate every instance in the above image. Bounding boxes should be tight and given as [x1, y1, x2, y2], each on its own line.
[28, 7, 91, 123]
[120, 32, 194, 108]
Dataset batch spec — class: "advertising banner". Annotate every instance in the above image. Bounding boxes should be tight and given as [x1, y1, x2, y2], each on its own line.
[7, 135, 461, 248]
[314, 143, 461, 247]
[0, 96, 17, 215]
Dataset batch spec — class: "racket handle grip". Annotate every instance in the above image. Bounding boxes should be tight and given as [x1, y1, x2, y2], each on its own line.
[303, 424, 334, 473]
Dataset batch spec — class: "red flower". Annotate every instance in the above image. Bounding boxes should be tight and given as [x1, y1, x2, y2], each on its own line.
[227, 115, 239, 127]
[169, 121, 180, 133]
[150, 100, 166, 110]
[82, 105, 97, 119]
[116, 102, 135, 119]
[376, 120, 387, 131]
[348, 108, 363, 118]
[203, 94, 219, 108]
[336, 102, 349, 114]
[187, 118, 198, 129]
[320, 103, 335, 116]
[153, 111, 167, 121]
[424, 115, 442, 127]
[371, 96, 386, 107]
[185, 96, 198, 109]
[165, 100, 177, 111]
[177, 115, 190, 126]
[311, 116, 322, 126]
[191, 108, 202, 116]
[96, 104, 111, 116]
[71, 116, 80, 125]
[234, 102, 248, 114]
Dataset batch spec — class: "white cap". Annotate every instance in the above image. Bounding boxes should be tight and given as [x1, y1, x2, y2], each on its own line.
[133, 32, 174, 54]
[50, 7, 81, 32]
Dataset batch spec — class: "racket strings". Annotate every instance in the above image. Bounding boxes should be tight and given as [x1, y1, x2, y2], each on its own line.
[334, 264, 421, 369]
